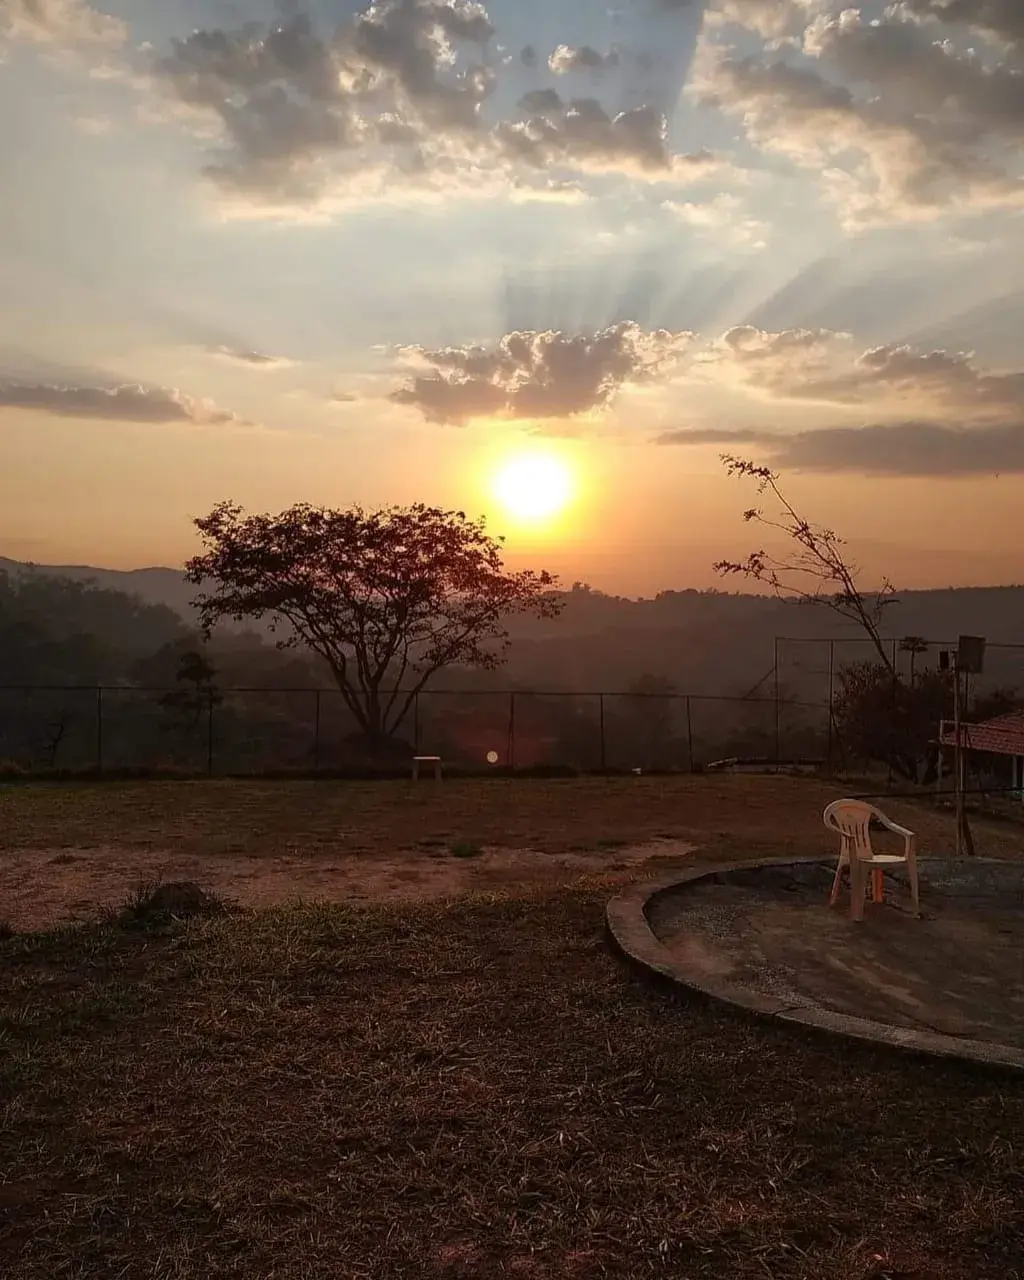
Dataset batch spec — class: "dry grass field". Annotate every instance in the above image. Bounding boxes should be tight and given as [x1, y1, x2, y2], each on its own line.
[2, 777, 1023, 1279]
[3, 775, 1021, 929]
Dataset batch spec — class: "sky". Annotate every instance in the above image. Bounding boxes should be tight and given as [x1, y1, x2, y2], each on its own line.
[2, 0, 1024, 597]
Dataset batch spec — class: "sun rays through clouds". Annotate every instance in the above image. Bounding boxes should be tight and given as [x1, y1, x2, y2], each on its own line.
[3, 0, 1024, 585]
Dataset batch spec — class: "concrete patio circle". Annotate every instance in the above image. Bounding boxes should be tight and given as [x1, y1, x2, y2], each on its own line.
[607, 856, 1024, 1072]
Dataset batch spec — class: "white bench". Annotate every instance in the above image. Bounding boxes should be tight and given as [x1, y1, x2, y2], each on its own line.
[412, 755, 443, 781]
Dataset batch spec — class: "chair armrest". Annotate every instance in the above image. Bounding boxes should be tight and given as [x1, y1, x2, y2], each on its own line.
[878, 814, 916, 856]
[877, 814, 915, 840]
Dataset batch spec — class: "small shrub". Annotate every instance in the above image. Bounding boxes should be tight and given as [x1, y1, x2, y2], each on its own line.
[115, 881, 230, 932]
[449, 840, 485, 860]
[0, 920, 16, 941]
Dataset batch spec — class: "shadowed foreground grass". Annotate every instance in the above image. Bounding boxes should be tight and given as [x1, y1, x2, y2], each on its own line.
[6, 775, 1015, 859]
[2, 887, 1023, 1279]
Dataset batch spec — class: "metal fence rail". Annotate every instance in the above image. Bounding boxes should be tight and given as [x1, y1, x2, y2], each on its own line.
[0, 684, 834, 776]
[4, 633, 1021, 786]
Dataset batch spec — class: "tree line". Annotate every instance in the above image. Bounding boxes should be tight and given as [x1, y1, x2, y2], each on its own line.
[1, 473, 1020, 777]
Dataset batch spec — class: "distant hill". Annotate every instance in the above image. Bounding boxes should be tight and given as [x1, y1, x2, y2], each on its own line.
[2, 557, 1022, 697]
[0, 558, 198, 621]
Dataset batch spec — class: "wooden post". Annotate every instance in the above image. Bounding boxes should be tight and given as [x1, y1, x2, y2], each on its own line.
[207, 696, 215, 777]
[598, 694, 606, 771]
[413, 692, 420, 755]
[508, 692, 516, 770]
[686, 695, 694, 772]
[888, 637, 898, 791]
[313, 690, 321, 772]
[773, 637, 780, 772]
[96, 687, 103, 774]
[953, 658, 964, 857]
[826, 640, 835, 774]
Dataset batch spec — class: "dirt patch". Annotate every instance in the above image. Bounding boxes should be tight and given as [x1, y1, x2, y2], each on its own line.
[0, 839, 696, 930]
[3, 776, 1022, 930]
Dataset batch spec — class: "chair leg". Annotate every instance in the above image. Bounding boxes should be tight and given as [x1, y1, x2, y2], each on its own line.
[830, 856, 845, 906]
[907, 853, 920, 917]
[872, 867, 884, 903]
[850, 859, 865, 922]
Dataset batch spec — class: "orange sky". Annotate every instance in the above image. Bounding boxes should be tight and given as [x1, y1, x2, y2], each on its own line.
[2, 0, 1024, 595]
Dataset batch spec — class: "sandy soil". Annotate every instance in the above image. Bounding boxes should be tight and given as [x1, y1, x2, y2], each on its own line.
[1, 839, 697, 930]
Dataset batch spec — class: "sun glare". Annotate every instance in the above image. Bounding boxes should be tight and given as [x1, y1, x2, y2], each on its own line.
[491, 451, 574, 525]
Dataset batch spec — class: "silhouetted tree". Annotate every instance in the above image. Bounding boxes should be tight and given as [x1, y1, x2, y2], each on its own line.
[899, 635, 929, 687]
[833, 662, 951, 783]
[158, 650, 222, 729]
[714, 457, 896, 673]
[186, 501, 561, 745]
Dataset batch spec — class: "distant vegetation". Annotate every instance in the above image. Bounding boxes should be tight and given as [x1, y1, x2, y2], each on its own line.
[1, 551, 1022, 776]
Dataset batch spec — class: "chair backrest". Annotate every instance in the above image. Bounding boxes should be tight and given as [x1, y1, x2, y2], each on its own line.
[823, 798, 879, 857]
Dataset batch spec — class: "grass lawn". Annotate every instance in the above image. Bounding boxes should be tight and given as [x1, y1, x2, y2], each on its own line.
[2, 778, 1022, 1277]
[2, 888, 1022, 1279]
[0, 775, 1000, 860]
[2, 775, 1022, 930]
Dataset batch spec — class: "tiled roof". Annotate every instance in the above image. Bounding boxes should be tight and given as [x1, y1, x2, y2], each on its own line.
[939, 710, 1024, 757]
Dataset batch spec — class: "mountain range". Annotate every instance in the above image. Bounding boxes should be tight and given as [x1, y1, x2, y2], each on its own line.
[3, 557, 1023, 697]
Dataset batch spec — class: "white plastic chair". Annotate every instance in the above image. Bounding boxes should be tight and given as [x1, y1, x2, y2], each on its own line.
[823, 799, 920, 921]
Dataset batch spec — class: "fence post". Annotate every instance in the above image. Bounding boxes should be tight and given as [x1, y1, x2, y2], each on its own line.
[508, 692, 516, 770]
[826, 639, 835, 774]
[773, 637, 781, 771]
[313, 689, 321, 772]
[598, 694, 606, 771]
[686, 695, 694, 772]
[888, 637, 898, 791]
[413, 692, 420, 754]
[207, 696, 214, 776]
[96, 686, 103, 774]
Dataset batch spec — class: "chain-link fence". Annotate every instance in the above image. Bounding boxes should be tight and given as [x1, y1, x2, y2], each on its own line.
[0, 684, 830, 776]
[776, 635, 1024, 814]
[5, 635, 1022, 786]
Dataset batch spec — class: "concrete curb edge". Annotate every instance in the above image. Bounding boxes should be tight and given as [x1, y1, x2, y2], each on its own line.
[605, 856, 1024, 1073]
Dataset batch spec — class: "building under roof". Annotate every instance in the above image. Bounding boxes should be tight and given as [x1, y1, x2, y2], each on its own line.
[939, 710, 1024, 802]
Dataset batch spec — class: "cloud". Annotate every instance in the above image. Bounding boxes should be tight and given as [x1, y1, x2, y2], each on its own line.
[706, 327, 1024, 422]
[0, 0, 126, 48]
[804, 9, 1024, 142]
[702, 49, 1024, 224]
[149, 3, 503, 205]
[390, 322, 694, 424]
[207, 345, 291, 369]
[658, 419, 1024, 476]
[697, 4, 1024, 225]
[663, 192, 769, 247]
[900, 0, 1024, 51]
[548, 44, 619, 74]
[0, 380, 246, 425]
[148, 3, 718, 208]
[707, 0, 824, 40]
[495, 97, 710, 177]
[518, 88, 563, 113]
[389, 321, 1024, 437]
[655, 324, 1024, 474]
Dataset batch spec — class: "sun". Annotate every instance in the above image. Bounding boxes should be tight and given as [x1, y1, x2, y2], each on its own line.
[491, 450, 574, 525]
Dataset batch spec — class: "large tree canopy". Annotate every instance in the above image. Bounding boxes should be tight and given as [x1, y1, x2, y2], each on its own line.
[185, 501, 561, 742]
